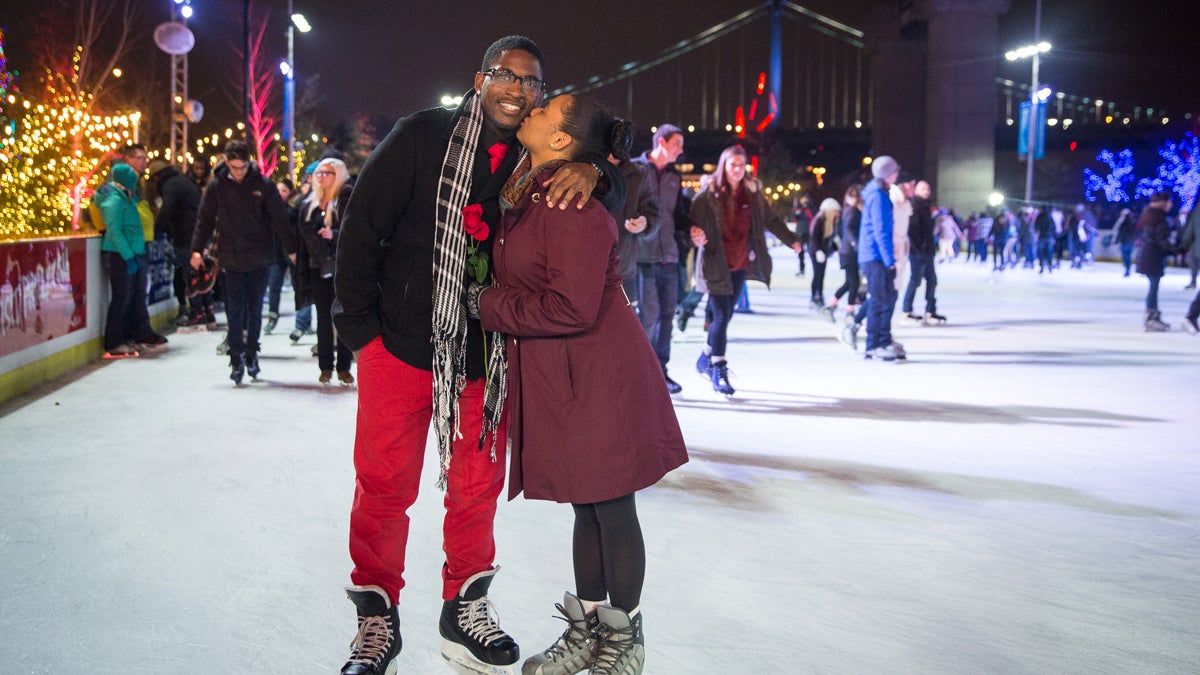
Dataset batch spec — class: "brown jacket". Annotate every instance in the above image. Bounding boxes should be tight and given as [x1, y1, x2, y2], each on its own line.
[688, 178, 798, 296]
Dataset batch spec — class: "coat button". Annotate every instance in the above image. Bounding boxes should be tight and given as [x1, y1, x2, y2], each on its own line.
[498, 238, 504, 245]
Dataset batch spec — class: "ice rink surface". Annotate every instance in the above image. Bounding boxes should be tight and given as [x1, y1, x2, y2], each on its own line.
[2, 248, 1198, 674]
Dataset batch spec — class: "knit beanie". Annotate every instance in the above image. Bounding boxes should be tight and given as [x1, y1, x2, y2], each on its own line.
[819, 198, 841, 212]
[871, 155, 899, 180]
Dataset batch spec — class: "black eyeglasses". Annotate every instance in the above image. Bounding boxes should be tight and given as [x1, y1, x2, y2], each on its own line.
[483, 68, 545, 93]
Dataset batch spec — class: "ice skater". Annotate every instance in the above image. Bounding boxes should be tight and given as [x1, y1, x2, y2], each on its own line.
[1136, 191, 1176, 331]
[687, 145, 802, 395]
[470, 91, 688, 675]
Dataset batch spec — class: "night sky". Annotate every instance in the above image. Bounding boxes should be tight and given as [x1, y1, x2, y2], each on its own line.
[1, 0, 1196, 144]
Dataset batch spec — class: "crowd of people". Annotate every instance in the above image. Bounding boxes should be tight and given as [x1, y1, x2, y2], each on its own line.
[85, 31, 1200, 675]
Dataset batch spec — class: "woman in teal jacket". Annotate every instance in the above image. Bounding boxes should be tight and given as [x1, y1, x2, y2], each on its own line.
[99, 163, 147, 357]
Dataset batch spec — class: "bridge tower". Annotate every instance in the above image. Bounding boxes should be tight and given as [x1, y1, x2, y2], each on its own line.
[869, 0, 1011, 211]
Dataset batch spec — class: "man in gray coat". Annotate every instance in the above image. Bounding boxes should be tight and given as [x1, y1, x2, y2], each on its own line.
[632, 124, 687, 393]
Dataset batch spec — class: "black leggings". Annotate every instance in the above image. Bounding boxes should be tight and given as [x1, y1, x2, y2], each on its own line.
[833, 261, 860, 303]
[571, 493, 645, 612]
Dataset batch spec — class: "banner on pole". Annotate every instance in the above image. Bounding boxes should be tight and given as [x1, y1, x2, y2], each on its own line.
[1018, 101, 1047, 160]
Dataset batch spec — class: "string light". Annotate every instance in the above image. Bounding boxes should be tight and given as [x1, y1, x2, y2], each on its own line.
[0, 45, 134, 240]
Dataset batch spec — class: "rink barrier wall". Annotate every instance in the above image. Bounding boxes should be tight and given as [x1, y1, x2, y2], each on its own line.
[0, 236, 177, 407]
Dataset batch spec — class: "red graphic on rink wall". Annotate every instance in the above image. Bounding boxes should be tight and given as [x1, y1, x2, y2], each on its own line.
[0, 239, 88, 358]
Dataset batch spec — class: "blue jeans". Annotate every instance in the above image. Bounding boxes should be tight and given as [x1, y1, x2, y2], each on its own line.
[1037, 239, 1055, 271]
[862, 260, 897, 351]
[223, 266, 270, 358]
[1121, 244, 1134, 274]
[265, 262, 287, 315]
[902, 252, 937, 314]
[637, 262, 679, 368]
[706, 269, 746, 357]
[1146, 275, 1161, 311]
[294, 304, 313, 333]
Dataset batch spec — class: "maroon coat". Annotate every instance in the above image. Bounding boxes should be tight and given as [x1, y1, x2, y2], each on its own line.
[478, 168, 688, 504]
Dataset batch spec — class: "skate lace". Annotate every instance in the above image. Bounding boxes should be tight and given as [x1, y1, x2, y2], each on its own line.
[346, 614, 393, 666]
[714, 362, 733, 384]
[457, 596, 510, 646]
[541, 603, 591, 662]
[590, 623, 635, 674]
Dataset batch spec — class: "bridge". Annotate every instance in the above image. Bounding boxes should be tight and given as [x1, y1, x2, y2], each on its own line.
[548, 1, 1178, 211]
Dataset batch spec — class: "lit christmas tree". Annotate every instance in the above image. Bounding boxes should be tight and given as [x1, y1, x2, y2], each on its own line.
[0, 44, 134, 241]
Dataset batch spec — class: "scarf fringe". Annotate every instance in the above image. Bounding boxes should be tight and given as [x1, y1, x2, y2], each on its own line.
[430, 90, 509, 491]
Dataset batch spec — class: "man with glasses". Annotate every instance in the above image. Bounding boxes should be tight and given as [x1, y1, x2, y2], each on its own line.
[189, 140, 296, 384]
[333, 35, 624, 675]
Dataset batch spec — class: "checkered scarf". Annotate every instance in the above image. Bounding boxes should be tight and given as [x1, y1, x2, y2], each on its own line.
[431, 90, 509, 489]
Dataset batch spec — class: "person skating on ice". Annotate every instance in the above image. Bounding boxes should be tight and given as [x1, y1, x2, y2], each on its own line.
[470, 91, 688, 675]
[687, 145, 802, 395]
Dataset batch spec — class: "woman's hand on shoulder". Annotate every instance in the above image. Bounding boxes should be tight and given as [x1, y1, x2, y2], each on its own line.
[541, 162, 599, 211]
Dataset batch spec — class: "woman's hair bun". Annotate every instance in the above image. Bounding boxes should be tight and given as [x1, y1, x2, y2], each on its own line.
[609, 119, 634, 161]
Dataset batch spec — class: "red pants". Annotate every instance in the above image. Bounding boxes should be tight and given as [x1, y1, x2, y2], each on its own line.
[348, 337, 507, 602]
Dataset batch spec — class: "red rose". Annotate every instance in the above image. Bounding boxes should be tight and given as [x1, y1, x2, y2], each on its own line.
[462, 203, 489, 241]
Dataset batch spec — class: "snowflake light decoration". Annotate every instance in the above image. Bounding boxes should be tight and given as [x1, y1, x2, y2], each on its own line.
[1083, 148, 1134, 203]
[1135, 133, 1199, 211]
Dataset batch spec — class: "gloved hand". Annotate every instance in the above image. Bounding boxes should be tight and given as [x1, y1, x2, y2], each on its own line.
[465, 283, 487, 320]
[125, 257, 140, 276]
[815, 250, 826, 264]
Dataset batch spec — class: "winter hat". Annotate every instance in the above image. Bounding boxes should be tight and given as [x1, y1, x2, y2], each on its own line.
[871, 155, 899, 180]
[303, 161, 319, 177]
[819, 198, 841, 212]
[111, 163, 139, 192]
[147, 159, 171, 177]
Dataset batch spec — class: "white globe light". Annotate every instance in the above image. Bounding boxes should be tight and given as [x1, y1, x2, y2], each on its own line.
[154, 22, 195, 55]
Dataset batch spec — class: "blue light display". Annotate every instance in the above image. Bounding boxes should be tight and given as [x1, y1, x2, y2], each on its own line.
[1083, 149, 1134, 203]
[1084, 133, 1199, 211]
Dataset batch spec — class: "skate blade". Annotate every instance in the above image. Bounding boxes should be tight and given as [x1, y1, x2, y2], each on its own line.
[441, 640, 517, 675]
[176, 325, 209, 334]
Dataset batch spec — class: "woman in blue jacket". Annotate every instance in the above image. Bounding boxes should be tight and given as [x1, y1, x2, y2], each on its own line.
[99, 163, 148, 358]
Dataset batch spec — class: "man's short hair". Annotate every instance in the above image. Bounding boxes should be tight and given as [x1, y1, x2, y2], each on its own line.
[653, 124, 683, 148]
[481, 36, 544, 73]
[224, 140, 251, 163]
[122, 143, 147, 157]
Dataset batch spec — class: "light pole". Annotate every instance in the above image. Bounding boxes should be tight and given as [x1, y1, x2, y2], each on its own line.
[284, 4, 311, 185]
[1005, 0, 1050, 205]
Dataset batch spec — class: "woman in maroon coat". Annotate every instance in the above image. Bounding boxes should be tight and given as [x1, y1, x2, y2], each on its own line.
[469, 93, 687, 675]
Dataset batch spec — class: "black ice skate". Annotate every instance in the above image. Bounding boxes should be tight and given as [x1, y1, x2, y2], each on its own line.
[229, 352, 245, 385]
[709, 361, 735, 396]
[923, 311, 947, 326]
[819, 305, 837, 323]
[589, 606, 645, 675]
[342, 585, 402, 675]
[440, 567, 520, 674]
[522, 592, 599, 675]
[244, 350, 261, 380]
